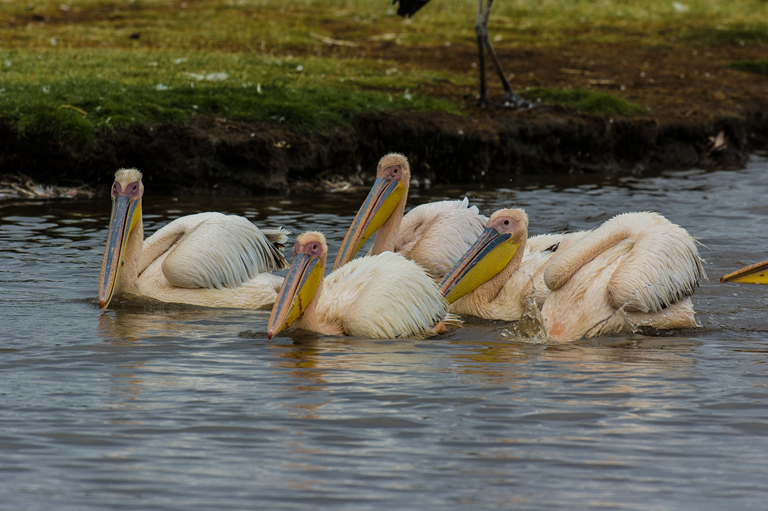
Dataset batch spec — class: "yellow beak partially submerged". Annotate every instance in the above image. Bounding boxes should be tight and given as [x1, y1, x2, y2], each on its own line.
[439, 226, 521, 304]
[332, 176, 405, 270]
[720, 258, 768, 285]
[267, 252, 324, 339]
[98, 194, 141, 309]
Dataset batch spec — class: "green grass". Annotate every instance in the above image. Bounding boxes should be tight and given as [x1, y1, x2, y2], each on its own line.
[521, 87, 647, 116]
[728, 59, 768, 76]
[679, 26, 768, 46]
[0, 49, 464, 142]
[1, 0, 766, 145]
[5, 0, 768, 49]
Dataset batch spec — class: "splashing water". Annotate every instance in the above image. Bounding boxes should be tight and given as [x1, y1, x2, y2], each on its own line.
[500, 293, 550, 343]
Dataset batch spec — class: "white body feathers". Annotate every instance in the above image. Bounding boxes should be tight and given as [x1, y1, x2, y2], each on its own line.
[541, 212, 706, 341]
[123, 212, 288, 308]
[296, 252, 448, 339]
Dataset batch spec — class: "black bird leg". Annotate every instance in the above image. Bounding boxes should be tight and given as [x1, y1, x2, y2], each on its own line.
[475, 0, 530, 108]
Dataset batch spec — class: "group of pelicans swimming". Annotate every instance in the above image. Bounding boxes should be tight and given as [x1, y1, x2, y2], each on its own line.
[97, 153, 764, 343]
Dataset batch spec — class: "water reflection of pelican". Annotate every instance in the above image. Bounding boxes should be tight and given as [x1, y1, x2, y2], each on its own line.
[271, 335, 447, 419]
[333, 153, 487, 279]
[97, 303, 259, 343]
[268, 232, 451, 339]
[274, 335, 446, 382]
[440, 209, 706, 342]
[448, 333, 700, 384]
[98, 168, 289, 310]
[271, 328, 699, 396]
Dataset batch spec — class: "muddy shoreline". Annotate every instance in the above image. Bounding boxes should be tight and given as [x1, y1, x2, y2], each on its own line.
[2, 104, 767, 196]
[4, 39, 768, 196]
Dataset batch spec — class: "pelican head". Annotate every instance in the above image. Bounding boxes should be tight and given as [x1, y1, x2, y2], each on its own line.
[332, 153, 410, 270]
[98, 168, 144, 310]
[438, 209, 528, 304]
[267, 232, 327, 339]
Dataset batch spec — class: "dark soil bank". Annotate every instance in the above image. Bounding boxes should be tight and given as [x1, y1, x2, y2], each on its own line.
[4, 42, 768, 195]
[2, 106, 767, 196]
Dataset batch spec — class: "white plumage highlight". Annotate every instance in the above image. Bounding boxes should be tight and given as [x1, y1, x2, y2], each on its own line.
[154, 212, 288, 289]
[312, 252, 449, 339]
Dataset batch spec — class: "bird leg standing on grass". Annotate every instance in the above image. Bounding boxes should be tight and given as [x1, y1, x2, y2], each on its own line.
[393, 0, 531, 108]
[474, 0, 530, 108]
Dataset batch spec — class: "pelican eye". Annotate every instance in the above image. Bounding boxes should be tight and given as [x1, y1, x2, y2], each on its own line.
[504, 219, 510, 225]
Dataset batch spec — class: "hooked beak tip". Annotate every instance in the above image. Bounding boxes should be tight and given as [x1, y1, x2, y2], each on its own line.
[267, 330, 274, 340]
[99, 299, 107, 309]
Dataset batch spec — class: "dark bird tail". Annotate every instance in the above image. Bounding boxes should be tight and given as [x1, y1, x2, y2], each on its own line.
[393, 0, 431, 18]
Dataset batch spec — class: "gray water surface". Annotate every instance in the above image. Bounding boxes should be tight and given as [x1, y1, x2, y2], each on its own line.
[2, 158, 768, 510]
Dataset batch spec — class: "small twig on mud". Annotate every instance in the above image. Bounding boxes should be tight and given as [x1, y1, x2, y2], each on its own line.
[309, 32, 359, 47]
[59, 104, 88, 116]
[560, 68, 596, 76]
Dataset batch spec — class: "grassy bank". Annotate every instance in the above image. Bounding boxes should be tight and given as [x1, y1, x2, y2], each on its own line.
[1, 48, 465, 143]
[2, 0, 767, 144]
[4, 0, 768, 50]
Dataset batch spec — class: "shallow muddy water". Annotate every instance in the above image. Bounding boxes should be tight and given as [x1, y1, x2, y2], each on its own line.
[2, 158, 768, 510]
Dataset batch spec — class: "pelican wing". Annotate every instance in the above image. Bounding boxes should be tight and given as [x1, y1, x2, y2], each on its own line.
[607, 218, 706, 313]
[545, 212, 705, 314]
[143, 212, 288, 290]
[395, 198, 488, 278]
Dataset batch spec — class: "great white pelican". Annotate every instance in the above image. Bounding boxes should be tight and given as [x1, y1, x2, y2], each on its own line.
[440, 209, 590, 321]
[268, 231, 452, 339]
[332, 153, 487, 279]
[440, 209, 706, 342]
[98, 168, 289, 310]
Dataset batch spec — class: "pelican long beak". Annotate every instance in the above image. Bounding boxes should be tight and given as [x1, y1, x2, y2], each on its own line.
[267, 252, 324, 339]
[98, 194, 141, 309]
[438, 227, 521, 304]
[332, 176, 405, 270]
[720, 258, 768, 284]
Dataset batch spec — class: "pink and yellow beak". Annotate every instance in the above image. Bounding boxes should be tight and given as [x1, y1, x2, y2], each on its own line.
[98, 190, 142, 309]
[267, 251, 324, 339]
[720, 258, 768, 285]
[439, 226, 521, 304]
[332, 176, 405, 270]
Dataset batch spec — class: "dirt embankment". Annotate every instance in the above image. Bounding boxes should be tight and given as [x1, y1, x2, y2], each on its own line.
[2, 42, 768, 195]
